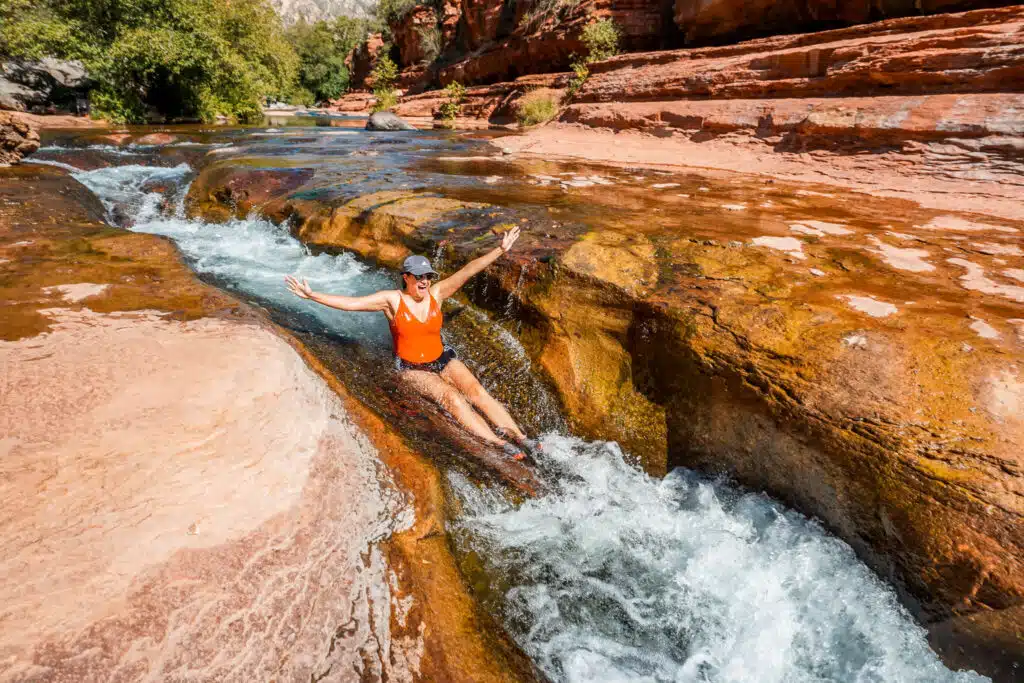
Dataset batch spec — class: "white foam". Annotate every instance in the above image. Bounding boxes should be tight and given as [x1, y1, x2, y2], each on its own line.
[451, 435, 988, 683]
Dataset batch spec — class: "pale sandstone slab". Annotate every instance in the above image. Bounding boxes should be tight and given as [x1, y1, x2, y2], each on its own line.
[0, 308, 413, 682]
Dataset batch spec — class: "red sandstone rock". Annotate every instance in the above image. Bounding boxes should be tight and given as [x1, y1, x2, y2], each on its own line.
[461, 0, 506, 49]
[440, 0, 462, 45]
[394, 6, 440, 67]
[394, 73, 569, 121]
[673, 0, 1014, 43]
[329, 91, 375, 113]
[347, 32, 385, 90]
[579, 5, 1024, 103]
[0, 111, 39, 165]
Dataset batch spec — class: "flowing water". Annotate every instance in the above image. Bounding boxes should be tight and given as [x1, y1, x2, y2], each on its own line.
[34, 123, 989, 683]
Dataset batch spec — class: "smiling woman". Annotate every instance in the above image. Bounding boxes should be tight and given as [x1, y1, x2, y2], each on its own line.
[285, 226, 544, 461]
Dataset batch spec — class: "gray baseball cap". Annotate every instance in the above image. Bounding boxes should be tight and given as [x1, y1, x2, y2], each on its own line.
[401, 254, 438, 277]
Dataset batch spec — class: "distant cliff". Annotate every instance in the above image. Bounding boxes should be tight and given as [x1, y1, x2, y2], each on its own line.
[270, 0, 376, 24]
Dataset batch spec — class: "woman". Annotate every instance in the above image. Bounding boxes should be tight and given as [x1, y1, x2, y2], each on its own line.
[284, 226, 537, 460]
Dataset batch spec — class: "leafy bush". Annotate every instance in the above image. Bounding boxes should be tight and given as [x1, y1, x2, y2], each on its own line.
[438, 81, 465, 124]
[563, 19, 620, 102]
[516, 89, 558, 127]
[371, 89, 398, 112]
[0, 0, 298, 123]
[582, 19, 621, 62]
[286, 17, 369, 104]
[567, 60, 589, 99]
[370, 54, 399, 112]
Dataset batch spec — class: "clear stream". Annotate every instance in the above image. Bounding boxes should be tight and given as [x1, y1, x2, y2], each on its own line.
[37, 122, 988, 683]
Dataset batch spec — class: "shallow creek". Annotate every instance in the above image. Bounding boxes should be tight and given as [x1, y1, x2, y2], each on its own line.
[33, 121, 989, 683]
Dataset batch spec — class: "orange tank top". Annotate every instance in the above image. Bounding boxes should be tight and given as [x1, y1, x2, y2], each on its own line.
[390, 293, 444, 364]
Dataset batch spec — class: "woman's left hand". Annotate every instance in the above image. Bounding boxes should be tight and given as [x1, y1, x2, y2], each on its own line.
[501, 225, 521, 253]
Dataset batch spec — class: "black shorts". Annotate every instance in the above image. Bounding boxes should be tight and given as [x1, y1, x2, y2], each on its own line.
[395, 347, 457, 373]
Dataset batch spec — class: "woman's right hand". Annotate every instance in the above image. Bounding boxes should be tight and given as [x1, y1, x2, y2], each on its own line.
[285, 275, 313, 299]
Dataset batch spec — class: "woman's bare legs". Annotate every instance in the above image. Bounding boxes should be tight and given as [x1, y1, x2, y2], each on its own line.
[401, 369, 505, 445]
[441, 360, 527, 442]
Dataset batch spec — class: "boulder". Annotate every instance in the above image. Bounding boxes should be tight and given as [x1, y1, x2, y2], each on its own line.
[0, 58, 91, 114]
[365, 111, 417, 130]
[0, 111, 40, 165]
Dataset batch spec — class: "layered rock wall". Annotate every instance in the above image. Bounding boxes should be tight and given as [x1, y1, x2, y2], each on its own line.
[673, 0, 1018, 43]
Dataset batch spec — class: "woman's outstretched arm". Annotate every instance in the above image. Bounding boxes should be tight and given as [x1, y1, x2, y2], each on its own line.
[285, 275, 394, 312]
[433, 226, 520, 301]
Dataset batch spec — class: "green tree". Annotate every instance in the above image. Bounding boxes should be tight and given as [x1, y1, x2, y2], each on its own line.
[0, 0, 298, 123]
[285, 16, 370, 104]
[370, 54, 399, 113]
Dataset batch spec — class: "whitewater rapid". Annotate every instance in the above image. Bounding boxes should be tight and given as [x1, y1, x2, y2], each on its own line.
[62, 146, 988, 683]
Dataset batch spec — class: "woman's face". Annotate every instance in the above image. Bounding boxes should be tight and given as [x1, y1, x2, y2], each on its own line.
[402, 272, 433, 297]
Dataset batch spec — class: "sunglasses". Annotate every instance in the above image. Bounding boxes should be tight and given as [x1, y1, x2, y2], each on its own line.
[404, 272, 437, 282]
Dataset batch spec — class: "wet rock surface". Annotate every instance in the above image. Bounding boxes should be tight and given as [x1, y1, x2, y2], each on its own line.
[186, 145, 1024, 679]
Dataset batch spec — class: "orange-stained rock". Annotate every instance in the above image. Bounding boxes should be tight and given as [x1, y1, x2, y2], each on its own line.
[185, 165, 315, 222]
[0, 111, 40, 165]
[673, 0, 1014, 43]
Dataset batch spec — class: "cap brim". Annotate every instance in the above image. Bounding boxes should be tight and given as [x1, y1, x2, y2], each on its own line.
[405, 267, 438, 277]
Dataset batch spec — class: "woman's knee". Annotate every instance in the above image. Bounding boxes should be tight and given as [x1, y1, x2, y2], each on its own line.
[437, 385, 471, 413]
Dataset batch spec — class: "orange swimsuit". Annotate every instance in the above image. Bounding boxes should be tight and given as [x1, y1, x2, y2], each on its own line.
[391, 293, 444, 364]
